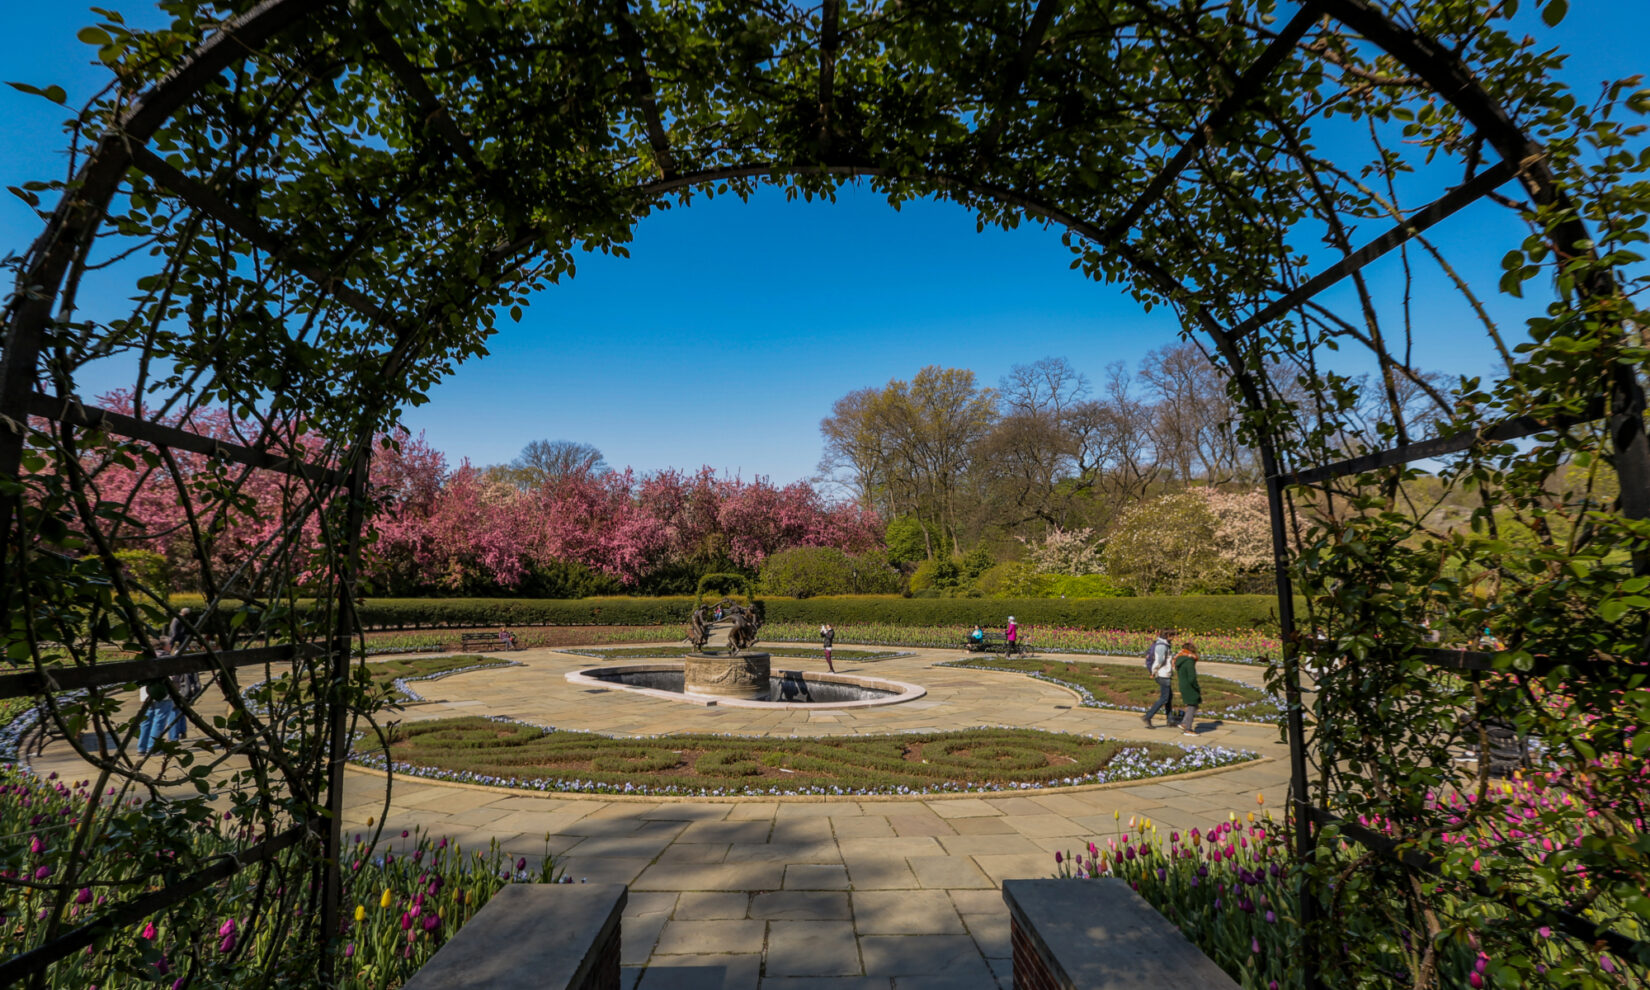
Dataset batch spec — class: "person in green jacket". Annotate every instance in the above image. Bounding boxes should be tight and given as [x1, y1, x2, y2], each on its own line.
[1175, 642, 1202, 736]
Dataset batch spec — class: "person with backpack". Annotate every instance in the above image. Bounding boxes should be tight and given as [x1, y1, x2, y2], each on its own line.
[166, 669, 201, 742]
[1140, 629, 1176, 729]
[1176, 642, 1204, 736]
[821, 623, 836, 672]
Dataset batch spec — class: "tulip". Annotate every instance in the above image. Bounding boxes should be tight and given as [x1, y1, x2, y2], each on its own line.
[381, 888, 393, 909]
[354, 905, 366, 923]
[344, 943, 355, 959]
[75, 888, 91, 905]
[141, 922, 157, 940]
[29, 836, 43, 855]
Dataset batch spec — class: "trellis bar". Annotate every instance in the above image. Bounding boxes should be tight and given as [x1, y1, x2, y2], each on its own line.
[1096, 2, 1320, 245]
[127, 147, 406, 336]
[0, 644, 315, 700]
[1227, 157, 1523, 344]
[1305, 807, 1647, 958]
[1298, 641, 1650, 676]
[0, 821, 319, 984]
[28, 392, 346, 487]
[1277, 396, 1606, 487]
[973, 0, 1060, 163]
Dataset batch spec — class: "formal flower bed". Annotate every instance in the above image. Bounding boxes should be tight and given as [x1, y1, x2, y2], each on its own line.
[0, 768, 559, 988]
[557, 645, 909, 662]
[354, 622, 1280, 663]
[354, 718, 1256, 797]
[1057, 777, 1645, 988]
[936, 657, 1284, 724]
[761, 622, 1279, 664]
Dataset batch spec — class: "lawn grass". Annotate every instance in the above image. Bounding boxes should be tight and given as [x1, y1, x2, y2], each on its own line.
[358, 718, 1255, 796]
[249, 654, 516, 708]
[560, 646, 905, 662]
[939, 657, 1282, 724]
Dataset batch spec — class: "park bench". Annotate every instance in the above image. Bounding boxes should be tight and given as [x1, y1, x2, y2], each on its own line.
[459, 630, 519, 652]
[1003, 878, 1240, 990]
[404, 883, 625, 990]
[963, 631, 1014, 653]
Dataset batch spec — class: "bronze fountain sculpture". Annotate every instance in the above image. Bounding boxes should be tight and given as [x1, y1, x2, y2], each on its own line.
[682, 594, 770, 699]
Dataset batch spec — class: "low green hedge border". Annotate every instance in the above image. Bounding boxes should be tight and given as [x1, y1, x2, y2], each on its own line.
[357, 718, 1257, 796]
[173, 594, 1286, 634]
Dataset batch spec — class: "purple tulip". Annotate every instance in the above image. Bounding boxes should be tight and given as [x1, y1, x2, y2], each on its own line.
[75, 888, 91, 905]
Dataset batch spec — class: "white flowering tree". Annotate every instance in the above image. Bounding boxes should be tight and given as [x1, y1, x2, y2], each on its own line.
[1021, 527, 1105, 576]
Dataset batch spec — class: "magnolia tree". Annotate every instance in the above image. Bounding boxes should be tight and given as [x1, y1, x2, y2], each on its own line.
[1020, 526, 1105, 575]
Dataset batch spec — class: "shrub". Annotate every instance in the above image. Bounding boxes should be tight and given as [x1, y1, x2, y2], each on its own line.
[1044, 574, 1131, 599]
[908, 557, 963, 593]
[973, 561, 1052, 597]
[171, 594, 1288, 634]
[759, 547, 898, 598]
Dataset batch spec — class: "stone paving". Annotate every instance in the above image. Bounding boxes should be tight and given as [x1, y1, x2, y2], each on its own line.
[29, 645, 1290, 989]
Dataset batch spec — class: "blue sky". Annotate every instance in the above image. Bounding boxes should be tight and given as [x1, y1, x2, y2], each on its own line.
[3, 2, 1647, 484]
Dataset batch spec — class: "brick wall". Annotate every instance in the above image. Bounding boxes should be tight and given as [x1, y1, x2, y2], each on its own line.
[577, 919, 621, 990]
[1010, 916, 1064, 990]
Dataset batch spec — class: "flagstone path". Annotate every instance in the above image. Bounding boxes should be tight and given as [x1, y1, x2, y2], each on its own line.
[28, 645, 1291, 989]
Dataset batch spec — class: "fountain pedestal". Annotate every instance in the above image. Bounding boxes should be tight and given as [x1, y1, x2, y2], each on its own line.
[682, 652, 771, 700]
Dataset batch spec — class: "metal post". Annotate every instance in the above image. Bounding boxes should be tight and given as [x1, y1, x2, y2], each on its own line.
[321, 452, 368, 951]
[1262, 465, 1320, 990]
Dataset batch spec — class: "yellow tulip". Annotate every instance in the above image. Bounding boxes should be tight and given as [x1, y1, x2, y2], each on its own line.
[380, 888, 392, 909]
[1256, 793, 1265, 807]
[354, 905, 365, 923]
[1247, 812, 1255, 823]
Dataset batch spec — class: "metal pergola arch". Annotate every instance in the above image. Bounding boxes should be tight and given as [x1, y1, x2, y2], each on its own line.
[2, 0, 1645, 985]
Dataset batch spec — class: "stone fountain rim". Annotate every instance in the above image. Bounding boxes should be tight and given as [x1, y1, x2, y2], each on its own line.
[564, 662, 927, 710]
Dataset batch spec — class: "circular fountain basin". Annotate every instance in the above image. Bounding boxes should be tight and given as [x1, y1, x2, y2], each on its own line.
[565, 663, 926, 709]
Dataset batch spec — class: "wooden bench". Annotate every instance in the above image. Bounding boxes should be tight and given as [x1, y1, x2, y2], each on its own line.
[404, 883, 625, 990]
[459, 631, 518, 652]
[964, 632, 1015, 653]
[1003, 878, 1239, 989]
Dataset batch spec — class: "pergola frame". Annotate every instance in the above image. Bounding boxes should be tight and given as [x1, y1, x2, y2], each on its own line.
[2, 1, 1646, 985]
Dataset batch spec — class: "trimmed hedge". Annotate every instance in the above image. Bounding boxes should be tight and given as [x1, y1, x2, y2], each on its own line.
[171, 594, 1286, 634]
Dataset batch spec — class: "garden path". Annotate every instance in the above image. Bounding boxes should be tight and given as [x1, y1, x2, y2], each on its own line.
[27, 646, 1289, 990]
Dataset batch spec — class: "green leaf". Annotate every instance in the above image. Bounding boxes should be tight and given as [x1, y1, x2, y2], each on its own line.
[1541, 0, 1568, 26]
[76, 26, 111, 46]
[6, 81, 67, 104]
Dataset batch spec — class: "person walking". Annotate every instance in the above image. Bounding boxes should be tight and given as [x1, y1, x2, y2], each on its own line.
[165, 669, 200, 742]
[136, 677, 175, 756]
[1005, 616, 1019, 657]
[1175, 642, 1203, 736]
[165, 607, 194, 654]
[821, 623, 836, 672]
[1140, 630, 1176, 729]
